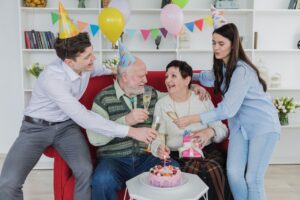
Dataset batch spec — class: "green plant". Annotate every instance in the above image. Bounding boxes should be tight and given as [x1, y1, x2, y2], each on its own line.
[273, 97, 300, 115]
[102, 57, 119, 70]
[27, 62, 45, 78]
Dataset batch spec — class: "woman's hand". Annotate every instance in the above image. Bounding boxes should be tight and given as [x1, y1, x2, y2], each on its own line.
[174, 114, 200, 129]
[191, 84, 210, 101]
[190, 128, 215, 147]
[157, 144, 170, 160]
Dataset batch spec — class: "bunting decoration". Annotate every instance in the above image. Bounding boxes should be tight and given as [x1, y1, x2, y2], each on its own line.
[51, 11, 214, 42]
[140, 29, 150, 41]
[77, 21, 89, 32]
[90, 24, 100, 36]
[51, 12, 59, 25]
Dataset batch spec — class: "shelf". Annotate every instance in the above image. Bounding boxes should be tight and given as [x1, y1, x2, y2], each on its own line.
[24, 89, 32, 92]
[254, 49, 300, 53]
[281, 124, 300, 129]
[102, 49, 176, 53]
[268, 88, 300, 91]
[22, 49, 55, 52]
[21, 7, 99, 13]
[255, 9, 300, 15]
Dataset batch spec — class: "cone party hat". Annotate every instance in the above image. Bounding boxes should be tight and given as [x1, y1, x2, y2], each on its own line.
[118, 42, 136, 68]
[211, 5, 228, 30]
[58, 2, 79, 39]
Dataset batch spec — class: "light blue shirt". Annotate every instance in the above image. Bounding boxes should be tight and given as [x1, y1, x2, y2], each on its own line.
[193, 60, 281, 140]
[24, 58, 129, 138]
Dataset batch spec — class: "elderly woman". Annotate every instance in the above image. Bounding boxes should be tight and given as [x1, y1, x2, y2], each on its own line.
[151, 60, 233, 200]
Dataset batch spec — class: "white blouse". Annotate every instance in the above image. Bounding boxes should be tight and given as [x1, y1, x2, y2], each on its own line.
[151, 92, 228, 157]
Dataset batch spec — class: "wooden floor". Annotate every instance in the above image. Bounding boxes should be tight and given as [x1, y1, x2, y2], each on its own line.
[1, 159, 300, 200]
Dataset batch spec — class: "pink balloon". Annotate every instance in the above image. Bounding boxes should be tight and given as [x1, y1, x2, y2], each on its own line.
[160, 4, 184, 36]
[109, 0, 131, 24]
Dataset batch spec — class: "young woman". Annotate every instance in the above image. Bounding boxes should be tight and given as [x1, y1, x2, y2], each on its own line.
[151, 60, 233, 200]
[174, 23, 280, 200]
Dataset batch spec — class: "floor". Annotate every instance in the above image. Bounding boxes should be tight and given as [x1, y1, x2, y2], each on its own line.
[1, 159, 300, 200]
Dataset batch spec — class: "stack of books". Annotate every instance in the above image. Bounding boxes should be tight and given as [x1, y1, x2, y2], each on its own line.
[24, 30, 55, 49]
[288, 0, 300, 9]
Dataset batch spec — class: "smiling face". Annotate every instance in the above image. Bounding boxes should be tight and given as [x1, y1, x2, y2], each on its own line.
[212, 33, 232, 64]
[65, 46, 96, 74]
[165, 66, 191, 95]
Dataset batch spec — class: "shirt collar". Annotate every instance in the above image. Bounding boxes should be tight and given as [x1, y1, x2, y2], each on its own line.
[114, 80, 136, 102]
[114, 79, 126, 100]
[62, 61, 81, 82]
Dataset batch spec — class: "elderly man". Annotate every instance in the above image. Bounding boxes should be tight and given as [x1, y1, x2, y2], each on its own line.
[87, 44, 179, 200]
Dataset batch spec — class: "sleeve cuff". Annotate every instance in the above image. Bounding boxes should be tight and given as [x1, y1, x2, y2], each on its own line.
[200, 111, 218, 125]
[117, 124, 130, 137]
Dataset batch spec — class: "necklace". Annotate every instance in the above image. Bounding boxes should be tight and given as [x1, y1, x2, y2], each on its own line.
[171, 91, 191, 117]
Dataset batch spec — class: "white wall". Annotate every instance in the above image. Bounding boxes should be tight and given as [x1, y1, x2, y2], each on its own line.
[0, 0, 23, 153]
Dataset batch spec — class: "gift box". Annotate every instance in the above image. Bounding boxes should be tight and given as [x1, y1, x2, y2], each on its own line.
[178, 130, 204, 158]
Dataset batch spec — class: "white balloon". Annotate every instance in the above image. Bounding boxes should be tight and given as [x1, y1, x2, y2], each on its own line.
[109, 0, 131, 24]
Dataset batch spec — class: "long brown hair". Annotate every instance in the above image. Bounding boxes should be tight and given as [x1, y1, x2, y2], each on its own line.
[212, 23, 267, 95]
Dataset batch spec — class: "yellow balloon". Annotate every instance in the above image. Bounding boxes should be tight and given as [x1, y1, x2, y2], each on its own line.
[98, 8, 125, 44]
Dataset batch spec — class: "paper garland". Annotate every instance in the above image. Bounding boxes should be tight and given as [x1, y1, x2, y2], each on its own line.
[51, 12, 213, 42]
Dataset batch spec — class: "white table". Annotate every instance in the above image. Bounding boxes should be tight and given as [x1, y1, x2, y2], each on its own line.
[126, 172, 209, 200]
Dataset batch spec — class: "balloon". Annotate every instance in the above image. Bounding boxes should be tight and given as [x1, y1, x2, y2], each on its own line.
[109, 0, 131, 24]
[160, 4, 184, 36]
[98, 7, 125, 44]
[172, 0, 189, 8]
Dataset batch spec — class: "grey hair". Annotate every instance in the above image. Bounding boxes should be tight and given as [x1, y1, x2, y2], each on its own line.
[116, 56, 137, 80]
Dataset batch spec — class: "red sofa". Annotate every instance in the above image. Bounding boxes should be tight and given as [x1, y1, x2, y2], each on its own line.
[44, 71, 228, 200]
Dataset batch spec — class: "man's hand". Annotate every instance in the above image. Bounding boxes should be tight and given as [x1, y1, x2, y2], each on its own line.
[157, 144, 170, 160]
[190, 128, 215, 147]
[174, 114, 200, 129]
[125, 108, 149, 126]
[191, 84, 210, 101]
[128, 127, 157, 144]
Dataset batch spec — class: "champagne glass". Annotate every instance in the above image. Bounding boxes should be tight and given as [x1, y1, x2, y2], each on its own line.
[145, 115, 160, 152]
[143, 87, 152, 124]
[143, 88, 152, 111]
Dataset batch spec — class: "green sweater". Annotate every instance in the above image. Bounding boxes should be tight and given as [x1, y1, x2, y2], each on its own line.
[94, 84, 158, 157]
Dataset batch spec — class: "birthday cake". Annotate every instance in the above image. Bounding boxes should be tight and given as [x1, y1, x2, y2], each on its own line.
[148, 165, 182, 187]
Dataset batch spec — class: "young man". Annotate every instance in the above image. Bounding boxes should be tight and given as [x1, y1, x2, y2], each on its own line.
[0, 4, 156, 200]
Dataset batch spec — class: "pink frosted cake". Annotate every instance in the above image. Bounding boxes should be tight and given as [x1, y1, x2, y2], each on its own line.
[148, 165, 182, 187]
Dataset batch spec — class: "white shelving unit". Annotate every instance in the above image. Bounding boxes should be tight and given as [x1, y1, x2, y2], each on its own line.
[18, 0, 300, 164]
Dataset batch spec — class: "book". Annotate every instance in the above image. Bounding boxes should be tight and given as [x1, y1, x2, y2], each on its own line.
[296, 0, 300, 9]
[288, 0, 297, 9]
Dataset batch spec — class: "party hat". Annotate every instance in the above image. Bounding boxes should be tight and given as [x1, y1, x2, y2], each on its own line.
[58, 2, 79, 39]
[211, 5, 228, 30]
[118, 42, 136, 68]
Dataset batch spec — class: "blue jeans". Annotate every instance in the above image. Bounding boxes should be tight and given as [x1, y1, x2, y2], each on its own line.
[92, 154, 179, 200]
[227, 131, 279, 200]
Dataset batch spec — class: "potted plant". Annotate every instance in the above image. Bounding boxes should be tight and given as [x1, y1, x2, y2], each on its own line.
[27, 62, 45, 78]
[273, 97, 300, 126]
[102, 57, 119, 74]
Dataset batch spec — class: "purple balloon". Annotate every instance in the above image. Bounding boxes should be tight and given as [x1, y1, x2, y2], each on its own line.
[160, 4, 184, 36]
[109, 0, 131, 24]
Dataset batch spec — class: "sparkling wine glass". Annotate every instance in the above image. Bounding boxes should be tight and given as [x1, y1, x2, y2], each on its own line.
[145, 115, 160, 152]
[143, 87, 152, 124]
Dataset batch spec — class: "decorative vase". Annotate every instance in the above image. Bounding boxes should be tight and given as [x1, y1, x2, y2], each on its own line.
[78, 0, 86, 8]
[279, 113, 289, 126]
[155, 36, 162, 49]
